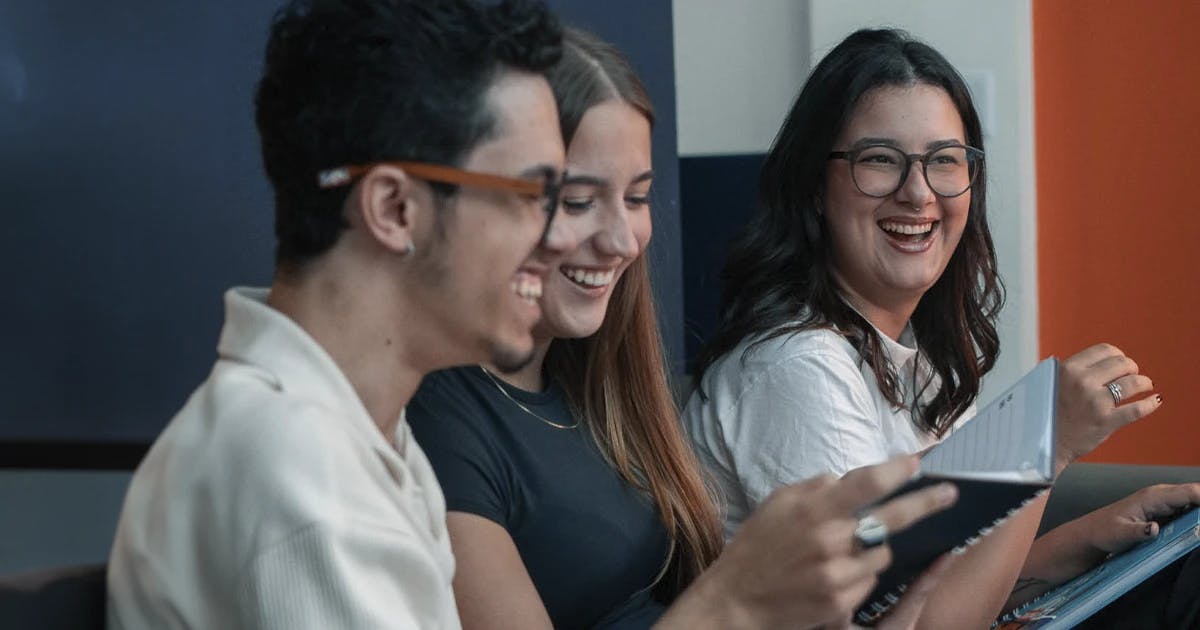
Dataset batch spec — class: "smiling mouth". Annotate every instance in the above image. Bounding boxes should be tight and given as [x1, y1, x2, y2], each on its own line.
[512, 272, 543, 304]
[560, 266, 615, 289]
[878, 219, 939, 244]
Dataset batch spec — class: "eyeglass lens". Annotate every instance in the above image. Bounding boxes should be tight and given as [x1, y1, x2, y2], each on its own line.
[851, 146, 977, 198]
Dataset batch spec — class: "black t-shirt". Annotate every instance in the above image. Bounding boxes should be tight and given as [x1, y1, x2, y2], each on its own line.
[409, 366, 671, 629]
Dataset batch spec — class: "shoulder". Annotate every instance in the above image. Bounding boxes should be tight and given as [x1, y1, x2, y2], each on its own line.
[115, 365, 399, 582]
[409, 367, 492, 424]
[408, 366, 502, 447]
[211, 363, 357, 457]
[702, 326, 863, 392]
[415, 365, 481, 399]
[748, 326, 859, 364]
[169, 365, 380, 522]
[690, 326, 879, 420]
[407, 368, 519, 525]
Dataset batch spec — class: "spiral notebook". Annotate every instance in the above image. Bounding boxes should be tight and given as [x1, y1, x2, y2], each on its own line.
[992, 506, 1200, 629]
[855, 358, 1059, 626]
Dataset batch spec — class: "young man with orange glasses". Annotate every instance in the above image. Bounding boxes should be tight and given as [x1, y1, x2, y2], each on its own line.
[106, 1, 570, 626]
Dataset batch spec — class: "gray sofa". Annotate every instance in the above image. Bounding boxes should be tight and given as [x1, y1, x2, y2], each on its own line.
[0, 563, 105, 630]
[1039, 462, 1200, 535]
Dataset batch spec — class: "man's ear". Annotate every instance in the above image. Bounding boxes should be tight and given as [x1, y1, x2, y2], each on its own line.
[352, 165, 423, 256]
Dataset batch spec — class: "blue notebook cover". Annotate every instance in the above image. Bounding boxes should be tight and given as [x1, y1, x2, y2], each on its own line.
[994, 506, 1200, 629]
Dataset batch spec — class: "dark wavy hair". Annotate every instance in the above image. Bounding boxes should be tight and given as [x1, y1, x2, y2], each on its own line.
[694, 28, 1004, 437]
[542, 27, 723, 597]
[254, 0, 561, 270]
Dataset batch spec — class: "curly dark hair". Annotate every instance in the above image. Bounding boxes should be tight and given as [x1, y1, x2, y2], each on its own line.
[254, 0, 562, 269]
[694, 28, 1004, 437]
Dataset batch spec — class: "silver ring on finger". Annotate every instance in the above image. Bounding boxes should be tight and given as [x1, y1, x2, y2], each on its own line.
[854, 513, 888, 550]
[1106, 381, 1123, 406]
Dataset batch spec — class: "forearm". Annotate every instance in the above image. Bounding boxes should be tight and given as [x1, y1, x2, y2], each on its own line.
[915, 493, 1048, 629]
[654, 563, 757, 630]
[445, 513, 554, 630]
[1004, 517, 1109, 609]
[1003, 458, 1094, 608]
[1009, 481, 1200, 611]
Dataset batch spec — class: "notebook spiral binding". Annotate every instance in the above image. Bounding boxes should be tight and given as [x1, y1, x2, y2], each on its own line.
[855, 488, 1050, 626]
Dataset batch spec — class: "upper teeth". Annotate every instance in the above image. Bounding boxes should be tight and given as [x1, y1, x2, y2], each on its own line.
[562, 267, 615, 287]
[879, 221, 934, 235]
[513, 277, 542, 301]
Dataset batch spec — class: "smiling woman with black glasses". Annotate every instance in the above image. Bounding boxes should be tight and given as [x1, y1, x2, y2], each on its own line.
[685, 27, 1198, 629]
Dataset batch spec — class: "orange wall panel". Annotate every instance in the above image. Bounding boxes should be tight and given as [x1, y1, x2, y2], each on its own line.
[1034, 1, 1200, 464]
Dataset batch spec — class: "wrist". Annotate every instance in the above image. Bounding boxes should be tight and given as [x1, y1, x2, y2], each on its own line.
[1053, 456, 1070, 477]
[656, 561, 758, 630]
[1031, 520, 1108, 581]
[1053, 446, 1076, 477]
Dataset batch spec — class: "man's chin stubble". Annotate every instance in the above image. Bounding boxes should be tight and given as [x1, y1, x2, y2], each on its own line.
[490, 343, 535, 374]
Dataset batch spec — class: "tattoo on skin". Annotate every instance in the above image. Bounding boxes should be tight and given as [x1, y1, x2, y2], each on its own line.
[1010, 577, 1052, 600]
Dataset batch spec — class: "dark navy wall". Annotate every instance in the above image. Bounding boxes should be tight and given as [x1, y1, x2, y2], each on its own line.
[0, 2, 280, 444]
[679, 154, 764, 370]
[0, 1, 682, 446]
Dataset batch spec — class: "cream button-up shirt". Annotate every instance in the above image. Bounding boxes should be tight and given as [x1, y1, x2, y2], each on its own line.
[107, 288, 460, 629]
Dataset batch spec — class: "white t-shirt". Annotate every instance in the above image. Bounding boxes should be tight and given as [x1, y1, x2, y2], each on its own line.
[107, 287, 460, 629]
[683, 323, 972, 539]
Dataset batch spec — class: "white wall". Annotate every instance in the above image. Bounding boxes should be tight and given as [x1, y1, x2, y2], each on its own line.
[672, 0, 810, 157]
[674, 0, 1038, 402]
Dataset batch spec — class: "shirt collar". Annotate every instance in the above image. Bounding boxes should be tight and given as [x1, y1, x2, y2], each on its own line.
[216, 287, 406, 453]
[881, 323, 919, 368]
[837, 295, 920, 368]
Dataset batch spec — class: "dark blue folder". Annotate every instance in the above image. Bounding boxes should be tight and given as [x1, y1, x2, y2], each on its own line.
[855, 359, 1059, 625]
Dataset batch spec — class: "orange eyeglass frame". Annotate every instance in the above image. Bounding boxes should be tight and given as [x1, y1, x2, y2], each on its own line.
[317, 161, 546, 197]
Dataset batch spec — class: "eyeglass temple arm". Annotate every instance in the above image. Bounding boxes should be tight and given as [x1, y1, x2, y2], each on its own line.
[317, 161, 544, 195]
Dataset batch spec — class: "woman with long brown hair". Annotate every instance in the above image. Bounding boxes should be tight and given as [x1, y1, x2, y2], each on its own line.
[408, 26, 719, 627]
[407, 26, 959, 630]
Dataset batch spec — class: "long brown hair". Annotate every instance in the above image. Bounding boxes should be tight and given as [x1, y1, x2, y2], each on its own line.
[543, 27, 723, 595]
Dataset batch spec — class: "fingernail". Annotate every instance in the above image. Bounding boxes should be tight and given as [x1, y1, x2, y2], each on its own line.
[1155, 394, 1163, 404]
[938, 483, 958, 504]
[1145, 523, 1154, 536]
